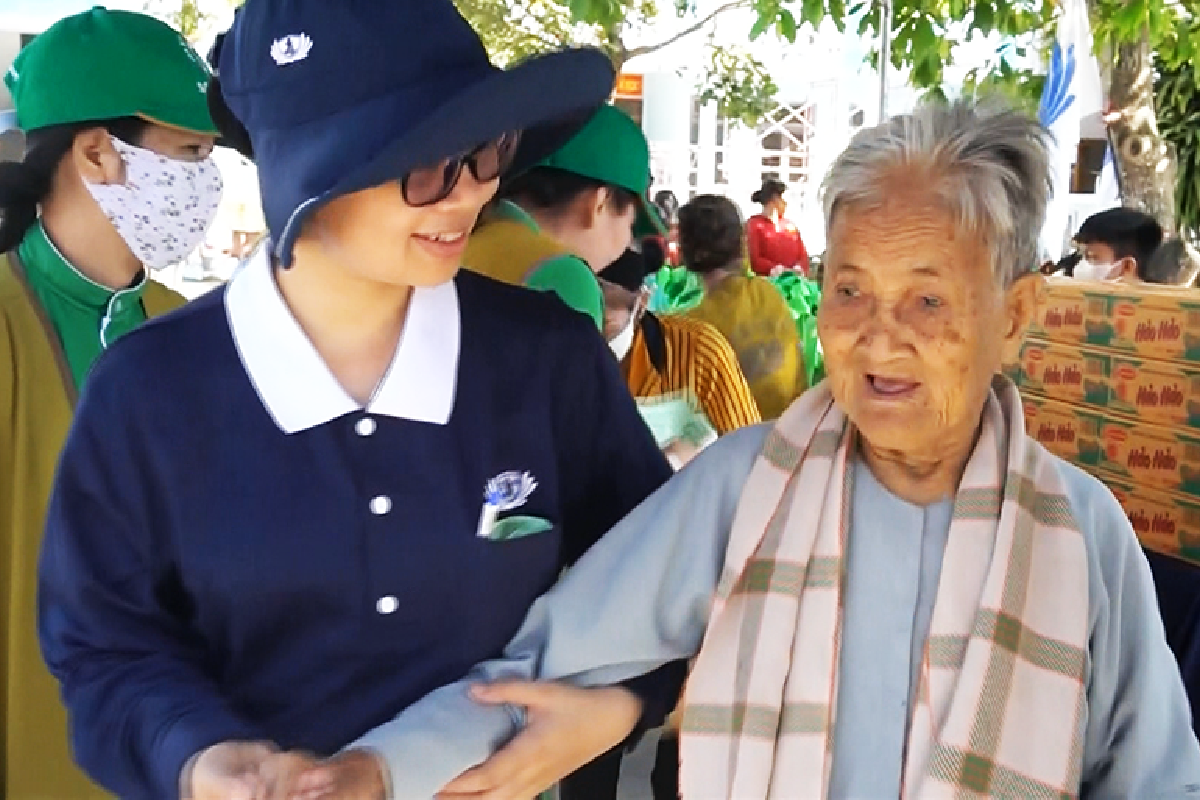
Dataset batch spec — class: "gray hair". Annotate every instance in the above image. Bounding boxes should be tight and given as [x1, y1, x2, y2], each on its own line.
[821, 99, 1052, 286]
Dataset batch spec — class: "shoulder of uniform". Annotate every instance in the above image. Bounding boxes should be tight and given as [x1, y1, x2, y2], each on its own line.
[468, 219, 568, 260]
[142, 279, 187, 313]
[0, 253, 35, 319]
[0, 252, 21, 299]
[456, 268, 594, 330]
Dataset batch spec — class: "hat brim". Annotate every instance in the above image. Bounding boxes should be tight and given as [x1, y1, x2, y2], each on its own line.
[274, 48, 616, 262]
[634, 194, 667, 238]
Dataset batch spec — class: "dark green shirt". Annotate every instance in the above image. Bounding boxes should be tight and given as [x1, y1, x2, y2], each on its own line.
[18, 222, 149, 389]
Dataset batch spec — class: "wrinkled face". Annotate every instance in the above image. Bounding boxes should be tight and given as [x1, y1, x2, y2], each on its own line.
[818, 189, 1034, 459]
[306, 169, 498, 288]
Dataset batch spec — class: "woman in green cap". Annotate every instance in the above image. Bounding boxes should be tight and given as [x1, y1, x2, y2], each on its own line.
[0, 8, 222, 798]
[463, 104, 664, 331]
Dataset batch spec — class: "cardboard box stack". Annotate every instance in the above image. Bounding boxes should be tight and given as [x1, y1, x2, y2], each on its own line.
[1006, 278, 1200, 563]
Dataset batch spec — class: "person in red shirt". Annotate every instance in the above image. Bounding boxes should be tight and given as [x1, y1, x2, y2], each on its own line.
[746, 178, 810, 276]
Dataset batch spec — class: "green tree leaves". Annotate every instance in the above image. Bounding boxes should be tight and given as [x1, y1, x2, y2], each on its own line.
[455, 0, 794, 125]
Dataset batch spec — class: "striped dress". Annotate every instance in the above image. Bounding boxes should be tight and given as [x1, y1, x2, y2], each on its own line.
[624, 313, 761, 435]
[686, 274, 807, 420]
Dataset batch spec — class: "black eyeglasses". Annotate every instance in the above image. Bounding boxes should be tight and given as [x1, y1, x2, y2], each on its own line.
[402, 131, 521, 207]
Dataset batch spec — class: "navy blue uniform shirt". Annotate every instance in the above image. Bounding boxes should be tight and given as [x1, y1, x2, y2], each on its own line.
[38, 254, 675, 800]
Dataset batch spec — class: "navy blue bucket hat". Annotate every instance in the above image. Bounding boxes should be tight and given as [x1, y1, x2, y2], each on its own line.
[211, 0, 616, 266]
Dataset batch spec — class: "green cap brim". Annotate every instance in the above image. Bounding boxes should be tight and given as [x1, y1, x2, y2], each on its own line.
[634, 194, 667, 238]
[137, 106, 220, 137]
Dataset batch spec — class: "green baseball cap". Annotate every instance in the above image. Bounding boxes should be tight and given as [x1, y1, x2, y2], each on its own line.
[536, 104, 666, 237]
[5, 7, 217, 135]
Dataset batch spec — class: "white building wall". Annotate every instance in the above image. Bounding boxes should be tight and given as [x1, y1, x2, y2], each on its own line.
[623, 13, 928, 249]
[641, 71, 690, 146]
[641, 70, 692, 200]
[0, 32, 24, 111]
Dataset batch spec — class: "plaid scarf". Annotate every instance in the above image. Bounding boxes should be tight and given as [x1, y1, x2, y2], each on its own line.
[680, 377, 1089, 799]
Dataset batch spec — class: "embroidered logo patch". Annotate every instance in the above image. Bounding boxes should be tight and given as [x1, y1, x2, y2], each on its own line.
[484, 471, 538, 511]
[477, 471, 539, 539]
[271, 33, 313, 66]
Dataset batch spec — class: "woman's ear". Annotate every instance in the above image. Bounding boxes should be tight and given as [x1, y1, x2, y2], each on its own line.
[1003, 271, 1044, 358]
[575, 186, 608, 231]
[71, 128, 125, 187]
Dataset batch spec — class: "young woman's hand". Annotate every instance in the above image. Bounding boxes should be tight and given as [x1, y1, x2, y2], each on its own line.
[287, 749, 387, 800]
[436, 681, 642, 800]
[183, 740, 277, 800]
[260, 751, 321, 800]
[183, 742, 320, 800]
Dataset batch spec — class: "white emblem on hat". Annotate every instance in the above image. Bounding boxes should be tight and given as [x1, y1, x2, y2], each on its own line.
[270, 33, 313, 66]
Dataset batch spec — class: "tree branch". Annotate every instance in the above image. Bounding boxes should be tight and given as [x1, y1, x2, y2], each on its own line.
[623, 0, 751, 60]
[508, 6, 574, 53]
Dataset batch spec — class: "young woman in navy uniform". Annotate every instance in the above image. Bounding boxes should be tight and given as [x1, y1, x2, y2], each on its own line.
[37, 2, 683, 799]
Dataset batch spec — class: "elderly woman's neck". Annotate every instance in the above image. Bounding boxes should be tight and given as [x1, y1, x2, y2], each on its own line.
[858, 433, 978, 507]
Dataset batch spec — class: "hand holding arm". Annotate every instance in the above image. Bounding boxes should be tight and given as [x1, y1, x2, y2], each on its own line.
[437, 682, 643, 800]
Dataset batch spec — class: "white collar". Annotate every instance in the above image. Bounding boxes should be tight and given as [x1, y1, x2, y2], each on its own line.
[225, 248, 460, 434]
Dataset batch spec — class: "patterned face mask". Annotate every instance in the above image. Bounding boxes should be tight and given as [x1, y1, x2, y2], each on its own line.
[83, 136, 223, 270]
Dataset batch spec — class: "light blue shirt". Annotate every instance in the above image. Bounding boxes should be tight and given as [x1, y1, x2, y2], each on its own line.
[829, 458, 953, 797]
[355, 425, 1200, 799]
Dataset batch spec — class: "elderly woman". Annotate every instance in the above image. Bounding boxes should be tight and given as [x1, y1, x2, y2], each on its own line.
[334, 100, 1200, 800]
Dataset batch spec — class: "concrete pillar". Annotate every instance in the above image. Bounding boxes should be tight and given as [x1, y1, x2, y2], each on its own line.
[0, 32, 25, 112]
[725, 124, 762, 219]
[642, 71, 692, 199]
[694, 100, 720, 197]
[641, 71, 691, 144]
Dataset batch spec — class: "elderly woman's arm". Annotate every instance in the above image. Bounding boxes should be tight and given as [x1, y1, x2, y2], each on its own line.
[349, 424, 769, 797]
[1066, 464, 1200, 797]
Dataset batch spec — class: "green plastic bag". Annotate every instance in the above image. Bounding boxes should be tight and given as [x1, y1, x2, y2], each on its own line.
[769, 272, 825, 387]
[645, 266, 825, 387]
[645, 265, 704, 314]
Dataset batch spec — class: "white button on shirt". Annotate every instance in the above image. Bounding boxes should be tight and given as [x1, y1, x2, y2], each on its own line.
[370, 496, 392, 516]
[356, 417, 377, 437]
[376, 596, 399, 615]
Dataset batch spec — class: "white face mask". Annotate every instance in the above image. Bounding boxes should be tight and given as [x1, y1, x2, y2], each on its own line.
[608, 311, 637, 361]
[83, 136, 223, 270]
[608, 289, 647, 361]
[1074, 259, 1119, 281]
